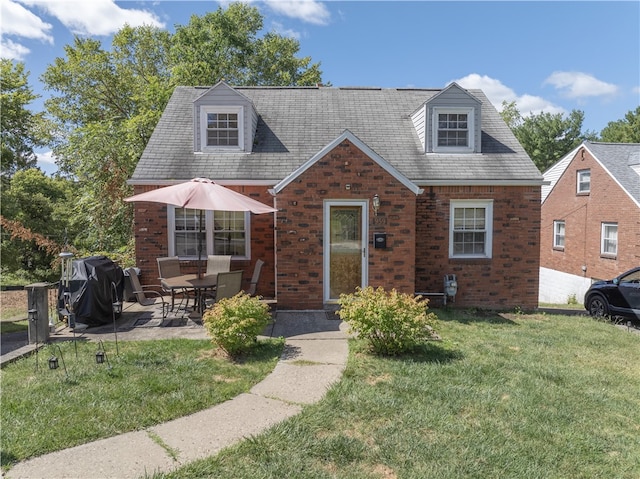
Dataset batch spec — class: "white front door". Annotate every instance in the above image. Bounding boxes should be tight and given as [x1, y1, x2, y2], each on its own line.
[324, 200, 368, 303]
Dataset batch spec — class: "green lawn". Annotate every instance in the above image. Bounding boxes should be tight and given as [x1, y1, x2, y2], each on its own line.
[0, 338, 284, 470]
[154, 311, 640, 479]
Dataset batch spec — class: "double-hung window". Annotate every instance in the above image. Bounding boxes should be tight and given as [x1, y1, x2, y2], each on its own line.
[200, 106, 243, 150]
[601, 222, 617, 257]
[173, 208, 204, 257]
[213, 211, 249, 256]
[168, 207, 250, 259]
[553, 220, 565, 249]
[577, 169, 590, 194]
[433, 108, 474, 152]
[449, 200, 493, 258]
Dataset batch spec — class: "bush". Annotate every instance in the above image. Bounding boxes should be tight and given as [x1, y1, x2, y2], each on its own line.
[338, 286, 439, 355]
[202, 292, 272, 357]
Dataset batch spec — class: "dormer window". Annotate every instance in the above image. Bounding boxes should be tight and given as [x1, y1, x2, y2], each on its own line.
[207, 112, 238, 146]
[438, 112, 468, 147]
[433, 107, 474, 152]
[200, 106, 244, 151]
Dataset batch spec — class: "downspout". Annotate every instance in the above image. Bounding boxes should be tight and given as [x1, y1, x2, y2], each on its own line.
[268, 189, 278, 303]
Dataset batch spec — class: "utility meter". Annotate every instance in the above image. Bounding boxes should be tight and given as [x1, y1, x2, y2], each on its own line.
[444, 274, 458, 298]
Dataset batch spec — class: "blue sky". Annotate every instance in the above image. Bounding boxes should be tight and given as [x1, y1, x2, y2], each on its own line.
[2, 0, 639, 175]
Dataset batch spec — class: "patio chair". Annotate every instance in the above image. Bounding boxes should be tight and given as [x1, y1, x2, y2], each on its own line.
[211, 270, 243, 303]
[157, 256, 191, 311]
[245, 259, 265, 296]
[125, 267, 168, 319]
[206, 255, 232, 276]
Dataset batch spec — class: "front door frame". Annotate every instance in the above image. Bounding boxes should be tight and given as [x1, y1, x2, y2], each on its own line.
[323, 199, 369, 304]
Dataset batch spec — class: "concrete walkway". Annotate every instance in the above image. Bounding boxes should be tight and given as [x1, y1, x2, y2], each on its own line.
[4, 310, 349, 479]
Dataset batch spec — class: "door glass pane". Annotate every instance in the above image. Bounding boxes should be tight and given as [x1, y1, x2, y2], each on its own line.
[329, 206, 362, 299]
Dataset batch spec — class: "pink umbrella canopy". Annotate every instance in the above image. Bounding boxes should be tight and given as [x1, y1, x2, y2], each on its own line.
[124, 178, 277, 214]
[125, 178, 276, 278]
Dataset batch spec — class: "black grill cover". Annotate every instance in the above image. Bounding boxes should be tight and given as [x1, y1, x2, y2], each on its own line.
[59, 256, 124, 326]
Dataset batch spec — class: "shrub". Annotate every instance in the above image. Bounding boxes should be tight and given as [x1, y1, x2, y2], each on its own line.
[338, 286, 439, 355]
[202, 292, 272, 357]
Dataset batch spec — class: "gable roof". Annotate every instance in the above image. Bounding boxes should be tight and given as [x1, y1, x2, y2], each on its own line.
[423, 81, 481, 108]
[587, 141, 640, 207]
[542, 141, 640, 206]
[272, 130, 423, 195]
[131, 85, 542, 186]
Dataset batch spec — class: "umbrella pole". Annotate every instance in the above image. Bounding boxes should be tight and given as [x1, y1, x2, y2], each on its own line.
[197, 209, 203, 279]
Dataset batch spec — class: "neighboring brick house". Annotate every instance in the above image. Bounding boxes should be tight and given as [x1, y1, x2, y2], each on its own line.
[128, 81, 543, 310]
[539, 141, 640, 304]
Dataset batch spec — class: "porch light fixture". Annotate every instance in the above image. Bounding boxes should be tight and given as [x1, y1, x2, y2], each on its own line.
[372, 194, 381, 216]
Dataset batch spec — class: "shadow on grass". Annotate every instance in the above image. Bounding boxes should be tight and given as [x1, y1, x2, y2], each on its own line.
[0, 321, 28, 335]
[351, 339, 464, 364]
[221, 338, 285, 364]
[432, 307, 518, 325]
[391, 342, 464, 364]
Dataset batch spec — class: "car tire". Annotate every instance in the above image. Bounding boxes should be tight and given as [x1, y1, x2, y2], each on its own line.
[587, 295, 609, 318]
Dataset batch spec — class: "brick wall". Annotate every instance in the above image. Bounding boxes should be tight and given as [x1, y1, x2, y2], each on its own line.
[131, 159, 542, 311]
[540, 146, 640, 281]
[275, 139, 416, 309]
[416, 185, 541, 310]
[131, 184, 276, 296]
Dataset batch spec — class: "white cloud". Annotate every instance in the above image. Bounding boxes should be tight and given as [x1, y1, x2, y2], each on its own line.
[18, 0, 164, 36]
[270, 21, 301, 40]
[452, 73, 565, 117]
[0, 38, 31, 60]
[264, 0, 330, 25]
[1, 0, 53, 43]
[36, 150, 58, 175]
[544, 71, 618, 99]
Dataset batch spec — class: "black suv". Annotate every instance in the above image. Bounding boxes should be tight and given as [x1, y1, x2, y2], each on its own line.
[584, 267, 640, 321]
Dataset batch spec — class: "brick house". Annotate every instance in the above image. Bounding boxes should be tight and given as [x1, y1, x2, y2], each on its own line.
[539, 141, 640, 304]
[128, 81, 543, 310]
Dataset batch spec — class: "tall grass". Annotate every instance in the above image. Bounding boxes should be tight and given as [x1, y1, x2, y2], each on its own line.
[155, 311, 640, 479]
[1, 338, 283, 469]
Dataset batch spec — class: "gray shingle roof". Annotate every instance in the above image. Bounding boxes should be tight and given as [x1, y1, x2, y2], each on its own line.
[586, 141, 640, 205]
[131, 85, 542, 185]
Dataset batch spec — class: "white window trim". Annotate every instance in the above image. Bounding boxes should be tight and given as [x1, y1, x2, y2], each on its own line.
[601, 222, 618, 257]
[168, 206, 251, 260]
[200, 105, 244, 151]
[449, 200, 493, 259]
[553, 220, 565, 249]
[577, 169, 590, 194]
[433, 107, 474, 153]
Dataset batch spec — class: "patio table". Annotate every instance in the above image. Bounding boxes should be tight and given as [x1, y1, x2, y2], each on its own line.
[160, 274, 218, 317]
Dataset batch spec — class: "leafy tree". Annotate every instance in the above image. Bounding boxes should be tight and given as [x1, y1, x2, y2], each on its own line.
[500, 101, 597, 171]
[0, 168, 78, 281]
[42, 27, 173, 251]
[41, 3, 324, 253]
[0, 59, 46, 179]
[170, 3, 322, 86]
[600, 107, 640, 143]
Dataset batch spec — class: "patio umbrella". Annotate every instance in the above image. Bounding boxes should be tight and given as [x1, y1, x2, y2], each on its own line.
[124, 178, 277, 276]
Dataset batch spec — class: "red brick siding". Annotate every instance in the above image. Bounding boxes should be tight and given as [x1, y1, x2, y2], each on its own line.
[131, 155, 542, 311]
[416, 185, 541, 310]
[275, 139, 416, 309]
[540, 147, 640, 280]
[131, 184, 276, 296]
